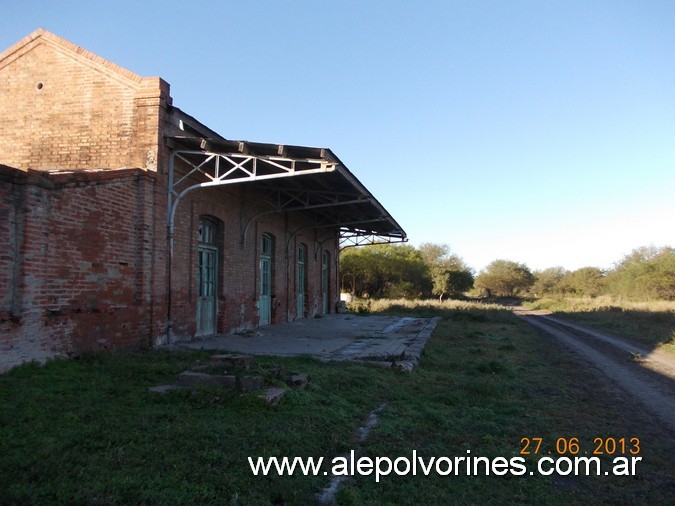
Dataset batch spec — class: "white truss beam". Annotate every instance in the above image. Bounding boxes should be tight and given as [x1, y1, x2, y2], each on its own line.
[167, 148, 336, 237]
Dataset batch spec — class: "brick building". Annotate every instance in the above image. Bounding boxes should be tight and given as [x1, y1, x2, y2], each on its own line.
[0, 30, 405, 372]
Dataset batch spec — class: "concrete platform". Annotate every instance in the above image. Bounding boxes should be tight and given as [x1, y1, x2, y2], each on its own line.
[170, 314, 440, 368]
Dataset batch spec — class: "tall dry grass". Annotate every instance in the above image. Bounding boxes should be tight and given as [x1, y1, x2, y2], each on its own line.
[347, 297, 509, 315]
[368, 298, 507, 312]
[525, 295, 675, 314]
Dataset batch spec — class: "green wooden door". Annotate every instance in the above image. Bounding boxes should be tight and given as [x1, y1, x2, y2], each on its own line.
[296, 244, 306, 318]
[322, 250, 330, 314]
[258, 234, 272, 326]
[197, 218, 217, 336]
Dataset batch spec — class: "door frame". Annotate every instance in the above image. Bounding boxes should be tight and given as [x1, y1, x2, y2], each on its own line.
[196, 216, 218, 336]
[296, 243, 307, 318]
[258, 233, 273, 326]
[321, 249, 330, 314]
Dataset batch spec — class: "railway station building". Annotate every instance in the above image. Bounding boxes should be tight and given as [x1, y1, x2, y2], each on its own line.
[0, 30, 406, 371]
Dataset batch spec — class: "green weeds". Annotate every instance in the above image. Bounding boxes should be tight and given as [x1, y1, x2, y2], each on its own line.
[1, 303, 673, 504]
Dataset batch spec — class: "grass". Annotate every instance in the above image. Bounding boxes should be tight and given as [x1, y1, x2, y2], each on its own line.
[524, 295, 675, 353]
[1, 302, 673, 504]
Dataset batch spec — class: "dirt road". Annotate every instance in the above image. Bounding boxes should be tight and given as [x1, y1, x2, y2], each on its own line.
[514, 309, 675, 434]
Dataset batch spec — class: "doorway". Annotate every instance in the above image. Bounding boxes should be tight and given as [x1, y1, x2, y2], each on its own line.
[322, 250, 330, 314]
[196, 217, 218, 336]
[259, 234, 273, 326]
[297, 243, 307, 318]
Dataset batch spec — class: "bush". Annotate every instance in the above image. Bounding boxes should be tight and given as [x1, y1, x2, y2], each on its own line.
[474, 260, 534, 297]
[606, 246, 675, 300]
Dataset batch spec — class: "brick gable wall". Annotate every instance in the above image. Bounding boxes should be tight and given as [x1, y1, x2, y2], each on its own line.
[0, 32, 168, 172]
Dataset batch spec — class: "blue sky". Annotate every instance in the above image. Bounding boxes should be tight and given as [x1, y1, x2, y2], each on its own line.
[3, 0, 674, 272]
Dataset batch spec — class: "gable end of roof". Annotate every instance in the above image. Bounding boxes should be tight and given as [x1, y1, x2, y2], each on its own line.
[0, 28, 145, 87]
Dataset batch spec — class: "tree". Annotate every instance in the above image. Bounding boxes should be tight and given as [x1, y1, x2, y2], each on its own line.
[558, 267, 606, 297]
[340, 244, 430, 299]
[431, 268, 474, 301]
[531, 267, 568, 296]
[339, 242, 474, 300]
[418, 243, 452, 268]
[474, 260, 534, 298]
[418, 242, 474, 300]
[606, 246, 675, 300]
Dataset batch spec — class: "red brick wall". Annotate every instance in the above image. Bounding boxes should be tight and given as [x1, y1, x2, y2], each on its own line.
[0, 30, 171, 371]
[0, 167, 159, 372]
[168, 183, 339, 340]
[0, 169, 19, 324]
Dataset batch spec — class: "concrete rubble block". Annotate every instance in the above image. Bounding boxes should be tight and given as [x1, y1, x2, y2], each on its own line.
[239, 375, 264, 393]
[392, 360, 415, 373]
[176, 370, 237, 389]
[258, 387, 285, 405]
[210, 353, 255, 370]
[286, 373, 311, 389]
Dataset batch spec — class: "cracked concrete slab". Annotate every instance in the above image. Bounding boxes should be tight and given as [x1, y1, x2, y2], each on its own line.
[170, 314, 439, 369]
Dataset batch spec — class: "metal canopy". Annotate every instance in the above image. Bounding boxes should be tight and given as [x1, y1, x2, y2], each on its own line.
[165, 136, 407, 249]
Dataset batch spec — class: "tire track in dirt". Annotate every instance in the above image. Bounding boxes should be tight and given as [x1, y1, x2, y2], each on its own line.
[515, 310, 675, 434]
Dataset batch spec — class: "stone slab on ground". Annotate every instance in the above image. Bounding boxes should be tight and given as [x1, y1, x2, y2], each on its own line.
[170, 314, 440, 371]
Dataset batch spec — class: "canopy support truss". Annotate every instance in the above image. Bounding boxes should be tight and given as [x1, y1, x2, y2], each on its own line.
[167, 145, 337, 239]
[339, 228, 408, 250]
[165, 135, 407, 254]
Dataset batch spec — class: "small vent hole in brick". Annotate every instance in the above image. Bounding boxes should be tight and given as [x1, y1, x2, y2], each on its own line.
[36, 82, 44, 90]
